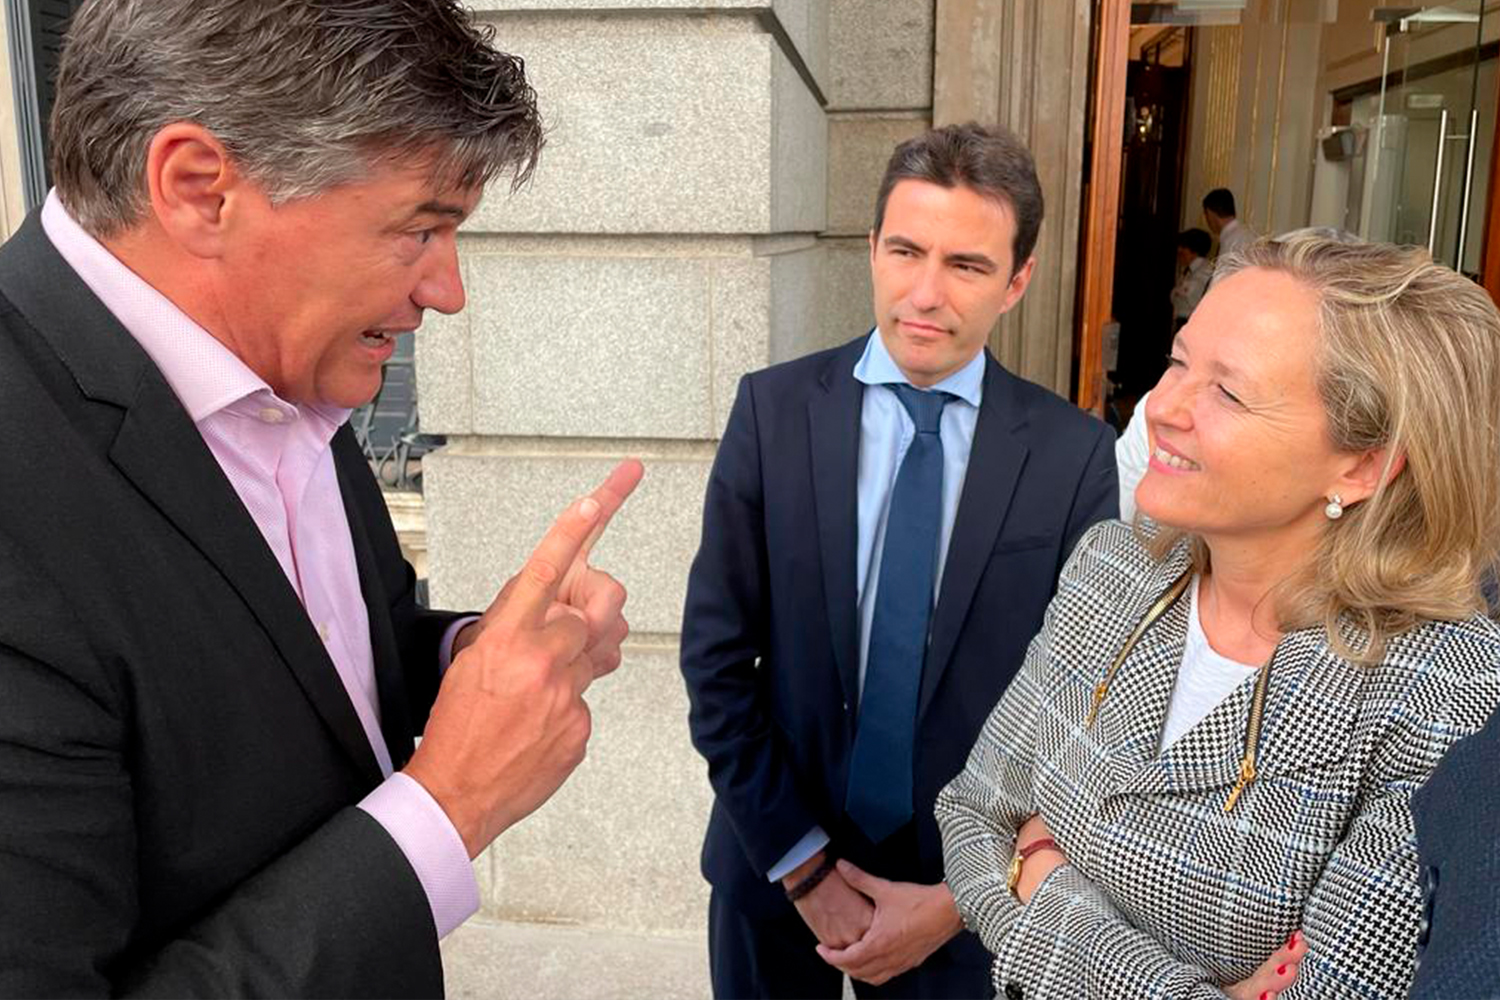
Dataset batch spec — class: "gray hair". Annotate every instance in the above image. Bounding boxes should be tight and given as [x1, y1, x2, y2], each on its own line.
[51, 0, 544, 238]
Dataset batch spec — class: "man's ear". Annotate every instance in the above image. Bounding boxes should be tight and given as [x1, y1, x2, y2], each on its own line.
[1331, 445, 1407, 509]
[998, 255, 1037, 316]
[142, 123, 245, 259]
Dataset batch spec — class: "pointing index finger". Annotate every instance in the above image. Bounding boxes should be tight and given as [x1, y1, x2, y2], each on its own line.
[502, 459, 644, 628]
[574, 459, 645, 567]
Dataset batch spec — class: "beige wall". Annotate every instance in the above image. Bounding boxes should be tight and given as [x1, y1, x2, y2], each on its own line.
[933, 0, 1093, 398]
[1182, 0, 1500, 243]
[1179, 2, 1323, 238]
[0, 7, 31, 238]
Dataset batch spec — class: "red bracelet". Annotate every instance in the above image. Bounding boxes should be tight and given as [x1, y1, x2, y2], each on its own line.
[1017, 837, 1059, 862]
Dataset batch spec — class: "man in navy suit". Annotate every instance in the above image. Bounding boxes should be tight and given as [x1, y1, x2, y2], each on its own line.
[1409, 703, 1500, 999]
[680, 124, 1118, 999]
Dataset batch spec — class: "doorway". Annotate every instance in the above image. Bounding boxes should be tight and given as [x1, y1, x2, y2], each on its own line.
[1076, 0, 1500, 417]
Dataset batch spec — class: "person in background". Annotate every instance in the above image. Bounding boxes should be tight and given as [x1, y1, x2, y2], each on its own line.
[1171, 228, 1213, 328]
[680, 123, 1117, 999]
[938, 233, 1500, 999]
[0, 1, 640, 994]
[1204, 188, 1256, 258]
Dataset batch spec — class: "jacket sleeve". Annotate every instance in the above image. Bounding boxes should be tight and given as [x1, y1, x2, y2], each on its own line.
[0, 532, 441, 999]
[679, 376, 822, 877]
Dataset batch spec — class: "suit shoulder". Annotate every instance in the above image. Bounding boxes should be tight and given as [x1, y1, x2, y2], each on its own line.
[1375, 614, 1500, 699]
[1061, 518, 1158, 578]
[996, 364, 1113, 445]
[743, 336, 864, 395]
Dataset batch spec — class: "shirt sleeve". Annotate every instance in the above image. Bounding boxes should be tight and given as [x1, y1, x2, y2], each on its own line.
[1115, 392, 1151, 522]
[767, 826, 831, 883]
[438, 615, 481, 675]
[359, 772, 480, 939]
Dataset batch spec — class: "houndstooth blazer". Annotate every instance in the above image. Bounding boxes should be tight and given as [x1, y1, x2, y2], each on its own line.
[936, 519, 1500, 999]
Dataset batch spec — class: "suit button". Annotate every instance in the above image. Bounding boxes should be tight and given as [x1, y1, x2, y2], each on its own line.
[1417, 864, 1439, 947]
[1004, 983, 1024, 1000]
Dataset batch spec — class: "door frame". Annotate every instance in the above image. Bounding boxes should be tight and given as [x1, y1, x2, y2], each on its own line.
[1075, 0, 1131, 411]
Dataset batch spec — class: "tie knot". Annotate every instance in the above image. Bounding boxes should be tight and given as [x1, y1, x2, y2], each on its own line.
[888, 383, 951, 434]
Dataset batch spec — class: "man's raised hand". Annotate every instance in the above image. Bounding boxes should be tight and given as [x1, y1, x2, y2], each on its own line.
[404, 459, 644, 858]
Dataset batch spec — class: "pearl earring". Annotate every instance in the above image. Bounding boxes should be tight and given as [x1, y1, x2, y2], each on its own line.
[1324, 494, 1344, 520]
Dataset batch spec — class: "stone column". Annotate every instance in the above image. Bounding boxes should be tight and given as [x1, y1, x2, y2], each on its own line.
[419, 2, 830, 992]
[820, 0, 936, 338]
[934, 0, 1094, 399]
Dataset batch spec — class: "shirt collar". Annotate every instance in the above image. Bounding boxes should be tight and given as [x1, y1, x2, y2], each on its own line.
[852, 328, 985, 408]
[40, 189, 348, 434]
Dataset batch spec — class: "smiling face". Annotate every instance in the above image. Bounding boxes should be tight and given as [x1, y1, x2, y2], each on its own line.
[1136, 267, 1362, 553]
[869, 179, 1035, 387]
[215, 162, 480, 407]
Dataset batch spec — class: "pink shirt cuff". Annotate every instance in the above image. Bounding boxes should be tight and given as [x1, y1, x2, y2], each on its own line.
[359, 772, 480, 939]
[439, 615, 482, 674]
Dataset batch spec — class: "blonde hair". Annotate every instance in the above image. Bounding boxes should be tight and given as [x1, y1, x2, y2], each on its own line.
[1148, 233, 1500, 661]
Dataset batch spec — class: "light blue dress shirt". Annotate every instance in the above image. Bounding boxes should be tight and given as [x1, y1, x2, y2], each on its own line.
[768, 332, 985, 882]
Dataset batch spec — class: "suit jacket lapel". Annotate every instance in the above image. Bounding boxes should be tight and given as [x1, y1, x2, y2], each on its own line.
[333, 430, 415, 770]
[808, 342, 866, 712]
[1110, 581, 1362, 799]
[1135, 631, 1361, 795]
[1092, 540, 1194, 794]
[918, 354, 1027, 723]
[0, 212, 384, 786]
[1099, 594, 1190, 793]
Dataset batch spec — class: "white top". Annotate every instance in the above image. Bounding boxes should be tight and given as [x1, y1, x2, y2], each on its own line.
[1116, 389, 1151, 521]
[1217, 218, 1257, 258]
[1171, 256, 1212, 320]
[1160, 576, 1260, 750]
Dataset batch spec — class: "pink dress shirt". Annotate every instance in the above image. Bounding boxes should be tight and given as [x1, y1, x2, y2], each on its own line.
[40, 191, 479, 938]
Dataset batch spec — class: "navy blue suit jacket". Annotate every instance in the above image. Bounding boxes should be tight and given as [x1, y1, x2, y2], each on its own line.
[1410, 703, 1500, 999]
[680, 334, 1118, 919]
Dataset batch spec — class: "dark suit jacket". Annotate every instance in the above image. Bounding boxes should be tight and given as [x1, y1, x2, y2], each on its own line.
[1410, 703, 1500, 1000]
[680, 335, 1117, 925]
[0, 213, 464, 997]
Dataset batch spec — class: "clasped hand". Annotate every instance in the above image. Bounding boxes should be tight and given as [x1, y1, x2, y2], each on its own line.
[404, 460, 643, 859]
[786, 854, 963, 986]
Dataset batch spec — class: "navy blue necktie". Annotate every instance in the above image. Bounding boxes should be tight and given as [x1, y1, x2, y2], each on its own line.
[845, 383, 951, 843]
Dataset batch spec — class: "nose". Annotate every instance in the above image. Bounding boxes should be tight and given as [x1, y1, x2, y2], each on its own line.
[413, 234, 466, 315]
[908, 259, 946, 313]
[1144, 366, 1192, 431]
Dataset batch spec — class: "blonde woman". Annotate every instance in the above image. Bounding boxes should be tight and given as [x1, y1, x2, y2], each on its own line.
[936, 234, 1500, 999]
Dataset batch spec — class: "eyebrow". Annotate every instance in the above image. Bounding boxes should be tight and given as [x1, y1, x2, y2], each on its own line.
[399, 200, 470, 225]
[882, 234, 999, 272]
[1172, 333, 1254, 387]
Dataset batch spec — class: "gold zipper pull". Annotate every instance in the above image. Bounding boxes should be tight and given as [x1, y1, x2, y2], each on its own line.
[1223, 758, 1256, 813]
[1086, 683, 1109, 727]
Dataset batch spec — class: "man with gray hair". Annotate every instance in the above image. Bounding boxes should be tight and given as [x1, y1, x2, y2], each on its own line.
[0, 1, 639, 995]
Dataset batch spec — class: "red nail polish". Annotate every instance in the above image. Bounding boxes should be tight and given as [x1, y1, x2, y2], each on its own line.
[1286, 930, 1298, 948]
[1277, 964, 1287, 975]
[1260, 991, 1271, 1000]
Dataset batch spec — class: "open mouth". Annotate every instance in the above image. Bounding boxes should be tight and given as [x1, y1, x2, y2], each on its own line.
[359, 330, 398, 348]
[1153, 446, 1200, 471]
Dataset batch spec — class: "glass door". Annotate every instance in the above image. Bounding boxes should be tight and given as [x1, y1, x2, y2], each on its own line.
[1362, 1, 1493, 275]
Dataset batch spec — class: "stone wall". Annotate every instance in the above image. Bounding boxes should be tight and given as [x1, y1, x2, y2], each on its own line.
[416, 3, 936, 993]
